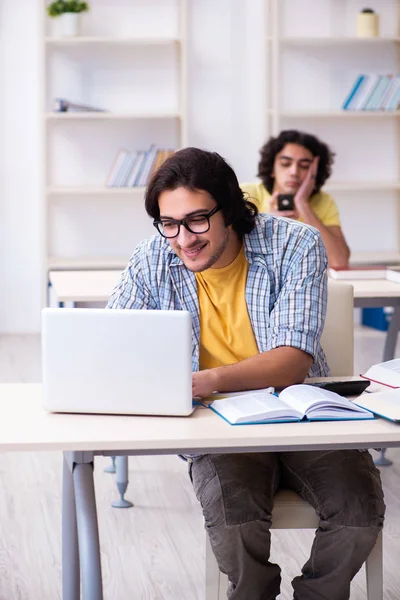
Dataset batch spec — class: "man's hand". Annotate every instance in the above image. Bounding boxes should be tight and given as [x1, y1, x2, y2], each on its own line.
[294, 156, 319, 215]
[192, 369, 219, 398]
[268, 191, 299, 220]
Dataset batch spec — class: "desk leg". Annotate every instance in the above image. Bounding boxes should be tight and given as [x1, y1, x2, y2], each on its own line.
[73, 461, 104, 600]
[383, 305, 400, 362]
[112, 455, 133, 508]
[377, 306, 400, 468]
[62, 455, 80, 600]
[104, 456, 116, 473]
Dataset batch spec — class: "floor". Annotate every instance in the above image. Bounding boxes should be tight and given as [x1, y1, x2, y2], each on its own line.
[0, 326, 399, 599]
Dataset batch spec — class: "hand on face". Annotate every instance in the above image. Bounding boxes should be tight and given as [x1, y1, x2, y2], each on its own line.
[294, 156, 319, 212]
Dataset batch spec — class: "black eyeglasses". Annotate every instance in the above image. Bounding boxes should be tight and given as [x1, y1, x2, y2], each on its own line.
[153, 205, 222, 239]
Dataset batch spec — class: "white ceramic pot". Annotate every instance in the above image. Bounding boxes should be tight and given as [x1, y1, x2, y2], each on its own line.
[356, 12, 379, 38]
[53, 13, 81, 37]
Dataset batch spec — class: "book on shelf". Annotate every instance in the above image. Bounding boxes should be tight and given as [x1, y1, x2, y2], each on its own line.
[105, 146, 175, 188]
[329, 265, 388, 280]
[361, 358, 400, 389]
[342, 74, 400, 112]
[208, 384, 374, 425]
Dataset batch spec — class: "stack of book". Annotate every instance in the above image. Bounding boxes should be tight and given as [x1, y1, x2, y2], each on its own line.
[105, 146, 175, 188]
[342, 74, 400, 111]
[329, 265, 400, 282]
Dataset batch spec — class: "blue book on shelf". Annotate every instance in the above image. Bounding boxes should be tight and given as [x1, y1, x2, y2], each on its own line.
[353, 74, 379, 110]
[361, 75, 383, 110]
[365, 76, 390, 110]
[342, 75, 365, 110]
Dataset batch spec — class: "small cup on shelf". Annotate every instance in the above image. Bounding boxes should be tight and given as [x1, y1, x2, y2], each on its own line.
[356, 8, 380, 38]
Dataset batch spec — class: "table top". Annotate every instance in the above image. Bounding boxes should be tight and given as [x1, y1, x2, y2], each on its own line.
[1, 384, 400, 454]
[49, 270, 121, 302]
[350, 278, 400, 299]
[49, 270, 400, 303]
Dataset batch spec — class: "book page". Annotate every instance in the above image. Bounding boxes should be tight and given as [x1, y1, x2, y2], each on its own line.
[210, 393, 302, 424]
[279, 384, 370, 417]
[355, 389, 400, 421]
[363, 359, 400, 388]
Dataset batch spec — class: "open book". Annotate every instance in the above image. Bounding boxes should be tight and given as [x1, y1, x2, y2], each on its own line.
[209, 385, 374, 425]
[361, 358, 400, 388]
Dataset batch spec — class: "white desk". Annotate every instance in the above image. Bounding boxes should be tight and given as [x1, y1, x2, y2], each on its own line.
[348, 279, 400, 362]
[48, 270, 121, 305]
[49, 271, 400, 362]
[1, 383, 400, 600]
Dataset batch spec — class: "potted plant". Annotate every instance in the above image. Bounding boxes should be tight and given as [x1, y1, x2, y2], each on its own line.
[47, 1, 90, 37]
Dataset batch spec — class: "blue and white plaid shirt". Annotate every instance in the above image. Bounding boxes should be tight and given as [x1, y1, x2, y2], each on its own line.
[108, 214, 329, 377]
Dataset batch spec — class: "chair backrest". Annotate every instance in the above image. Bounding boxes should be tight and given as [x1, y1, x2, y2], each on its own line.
[320, 280, 354, 376]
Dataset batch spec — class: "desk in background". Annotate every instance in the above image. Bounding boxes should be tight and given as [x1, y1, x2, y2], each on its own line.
[49, 270, 400, 362]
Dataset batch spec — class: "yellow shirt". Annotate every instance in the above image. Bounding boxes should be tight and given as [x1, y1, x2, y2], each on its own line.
[240, 181, 341, 227]
[195, 246, 259, 370]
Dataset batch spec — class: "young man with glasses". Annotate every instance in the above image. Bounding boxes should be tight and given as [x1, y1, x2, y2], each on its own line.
[108, 147, 384, 600]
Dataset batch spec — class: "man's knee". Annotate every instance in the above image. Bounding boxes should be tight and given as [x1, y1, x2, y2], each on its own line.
[319, 451, 385, 529]
[190, 453, 278, 527]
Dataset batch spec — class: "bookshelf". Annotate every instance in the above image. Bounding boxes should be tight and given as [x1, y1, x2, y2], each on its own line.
[42, 0, 187, 300]
[265, 0, 400, 265]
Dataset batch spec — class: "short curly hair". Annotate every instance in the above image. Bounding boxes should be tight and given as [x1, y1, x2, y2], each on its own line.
[258, 130, 335, 194]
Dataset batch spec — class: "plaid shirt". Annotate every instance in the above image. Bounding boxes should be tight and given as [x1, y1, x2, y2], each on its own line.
[107, 214, 329, 377]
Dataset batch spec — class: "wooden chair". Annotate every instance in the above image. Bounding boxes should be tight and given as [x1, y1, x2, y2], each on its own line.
[205, 281, 383, 600]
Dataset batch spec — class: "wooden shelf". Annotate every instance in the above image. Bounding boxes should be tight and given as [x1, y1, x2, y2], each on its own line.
[272, 110, 400, 118]
[46, 186, 146, 196]
[275, 36, 400, 45]
[324, 182, 400, 192]
[45, 36, 180, 46]
[45, 112, 181, 120]
[48, 257, 129, 271]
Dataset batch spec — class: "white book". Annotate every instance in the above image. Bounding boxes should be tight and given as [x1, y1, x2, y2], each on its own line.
[355, 388, 400, 422]
[128, 151, 146, 187]
[329, 265, 387, 280]
[354, 74, 380, 110]
[209, 385, 373, 425]
[386, 265, 400, 284]
[105, 149, 129, 187]
[361, 359, 400, 389]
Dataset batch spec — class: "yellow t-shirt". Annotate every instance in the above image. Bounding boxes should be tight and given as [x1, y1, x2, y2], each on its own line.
[241, 181, 341, 227]
[195, 246, 259, 370]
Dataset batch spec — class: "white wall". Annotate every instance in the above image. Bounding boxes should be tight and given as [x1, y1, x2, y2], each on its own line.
[1, 0, 394, 333]
[0, 0, 43, 334]
[0, 0, 266, 334]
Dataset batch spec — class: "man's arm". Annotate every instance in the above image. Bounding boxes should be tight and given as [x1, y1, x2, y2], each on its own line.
[298, 209, 350, 270]
[193, 227, 328, 398]
[294, 157, 350, 269]
[193, 346, 312, 397]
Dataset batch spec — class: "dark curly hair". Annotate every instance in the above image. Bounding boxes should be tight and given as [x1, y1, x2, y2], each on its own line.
[145, 147, 258, 237]
[258, 130, 335, 194]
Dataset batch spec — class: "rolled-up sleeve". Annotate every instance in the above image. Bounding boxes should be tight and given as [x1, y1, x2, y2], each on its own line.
[267, 230, 328, 361]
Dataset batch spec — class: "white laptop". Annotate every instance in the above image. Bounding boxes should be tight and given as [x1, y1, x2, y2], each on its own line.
[41, 308, 193, 416]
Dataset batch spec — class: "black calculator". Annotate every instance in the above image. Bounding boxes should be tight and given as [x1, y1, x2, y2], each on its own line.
[306, 380, 370, 396]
